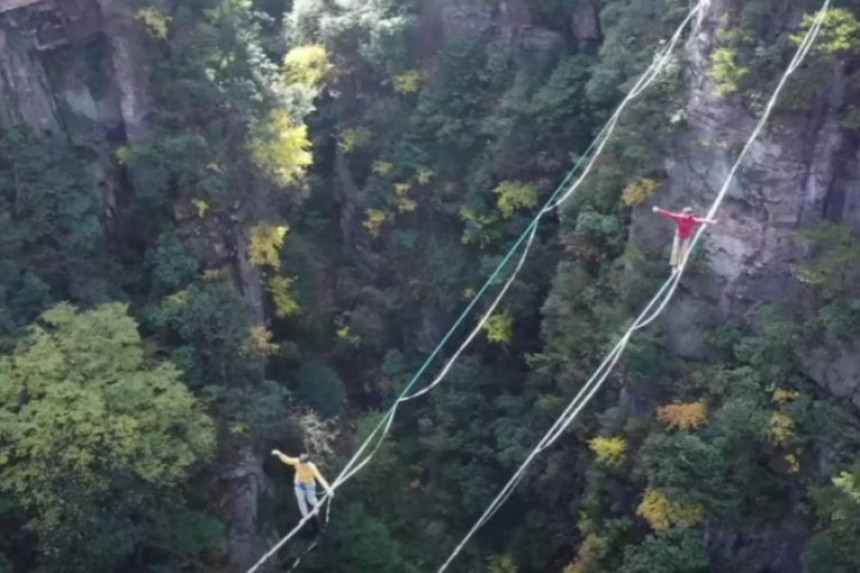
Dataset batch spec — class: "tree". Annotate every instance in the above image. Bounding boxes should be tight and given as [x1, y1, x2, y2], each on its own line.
[639, 433, 736, 520]
[793, 9, 860, 56]
[294, 361, 346, 419]
[0, 134, 117, 334]
[589, 437, 628, 467]
[302, 503, 405, 573]
[283, 44, 333, 88]
[250, 112, 313, 186]
[709, 48, 749, 98]
[636, 489, 704, 531]
[619, 530, 708, 573]
[494, 181, 538, 219]
[0, 303, 215, 569]
[657, 402, 708, 431]
[803, 461, 860, 572]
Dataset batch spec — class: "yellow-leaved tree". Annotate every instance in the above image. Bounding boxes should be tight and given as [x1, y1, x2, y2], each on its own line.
[589, 437, 628, 467]
[268, 276, 301, 318]
[251, 45, 331, 186]
[483, 309, 514, 345]
[137, 8, 172, 39]
[564, 534, 607, 573]
[393, 70, 424, 94]
[283, 44, 333, 88]
[622, 178, 661, 207]
[709, 47, 749, 98]
[769, 411, 796, 445]
[249, 224, 289, 268]
[245, 325, 279, 356]
[657, 401, 708, 431]
[363, 208, 393, 238]
[637, 489, 704, 531]
[250, 110, 313, 186]
[495, 180, 537, 219]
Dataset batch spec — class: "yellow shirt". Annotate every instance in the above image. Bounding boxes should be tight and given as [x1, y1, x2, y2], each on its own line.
[275, 453, 331, 490]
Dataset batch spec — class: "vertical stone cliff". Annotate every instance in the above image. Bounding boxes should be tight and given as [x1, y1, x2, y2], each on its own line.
[630, 0, 860, 409]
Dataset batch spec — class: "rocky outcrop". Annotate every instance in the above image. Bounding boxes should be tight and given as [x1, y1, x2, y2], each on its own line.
[416, 0, 565, 63]
[570, 0, 600, 51]
[430, 0, 496, 42]
[0, 24, 60, 132]
[803, 343, 860, 410]
[0, 0, 125, 229]
[630, 0, 860, 395]
[213, 445, 266, 573]
[0, 0, 149, 225]
[95, 0, 151, 143]
[0, 0, 43, 13]
[0, 0, 150, 139]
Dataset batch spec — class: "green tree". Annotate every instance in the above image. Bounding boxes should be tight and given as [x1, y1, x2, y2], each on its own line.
[294, 360, 346, 418]
[0, 134, 118, 334]
[303, 503, 405, 573]
[619, 530, 708, 573]
[0, 303, 215, 569]
[803, 461, 860, 572]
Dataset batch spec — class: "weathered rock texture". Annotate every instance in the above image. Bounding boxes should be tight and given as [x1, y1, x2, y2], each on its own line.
[95, 0, 151, 143]
[0, 0, 148, 136]
[213, 445, 266, 573]
[0, 0, 42, 14]
[0, 0, 147, 222]
[0, 24, 60, 133]
[631, 0, 860, 401]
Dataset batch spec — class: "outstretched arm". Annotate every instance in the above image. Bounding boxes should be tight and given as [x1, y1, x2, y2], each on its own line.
[272, 449, 299, 466]
[652, 206, 682, 221]
[695, 217, 718, 225]
[311, 464, 334, 497]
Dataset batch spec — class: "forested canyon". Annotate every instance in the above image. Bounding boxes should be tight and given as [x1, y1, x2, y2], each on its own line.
[1, 0, 860, 572]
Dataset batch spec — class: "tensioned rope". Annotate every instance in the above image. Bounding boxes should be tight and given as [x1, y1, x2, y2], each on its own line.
[436, 1, 832, 570]
[333, 0, 705, 491]
[246, 3, 706, 571]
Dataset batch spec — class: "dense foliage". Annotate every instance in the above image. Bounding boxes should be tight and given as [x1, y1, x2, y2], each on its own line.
[0, 0, 859, 572]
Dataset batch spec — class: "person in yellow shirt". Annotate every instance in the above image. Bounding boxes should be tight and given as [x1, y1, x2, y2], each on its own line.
[272, 449, 334, 525]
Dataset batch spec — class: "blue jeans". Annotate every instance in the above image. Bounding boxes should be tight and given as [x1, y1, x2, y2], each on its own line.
[294, 482, 319, 517]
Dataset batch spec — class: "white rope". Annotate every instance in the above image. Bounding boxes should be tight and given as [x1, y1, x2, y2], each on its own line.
[245, 2, 707, 570]
[436, 2, 831, 569]
[331, 0, 705, 490]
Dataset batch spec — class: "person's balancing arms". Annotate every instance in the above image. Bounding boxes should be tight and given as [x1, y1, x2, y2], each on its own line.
[272, 449, 334, 519]
[651, 206, 718, 272]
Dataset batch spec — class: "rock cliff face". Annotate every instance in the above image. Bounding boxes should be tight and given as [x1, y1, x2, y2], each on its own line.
[631, 0, 860, 409]
[0, 0, 147, 227]
[0, 0, 148, 137]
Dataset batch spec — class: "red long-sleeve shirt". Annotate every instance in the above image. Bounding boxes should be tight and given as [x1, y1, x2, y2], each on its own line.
[654, 208, 708, 240]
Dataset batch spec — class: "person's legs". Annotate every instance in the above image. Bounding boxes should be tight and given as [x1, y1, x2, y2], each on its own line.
[678, 237, 692, 268]
[294, 485, 310, 517]
[305, 486, 319, 511]
[306, 486, 325, 530]
[670, 234, 681, 270]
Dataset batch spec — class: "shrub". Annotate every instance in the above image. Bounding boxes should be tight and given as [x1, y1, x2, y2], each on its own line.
[709, 48, 749, 98]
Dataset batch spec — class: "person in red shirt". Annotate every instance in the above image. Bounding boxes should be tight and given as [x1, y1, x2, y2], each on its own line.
[652, 206, 718, 273]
